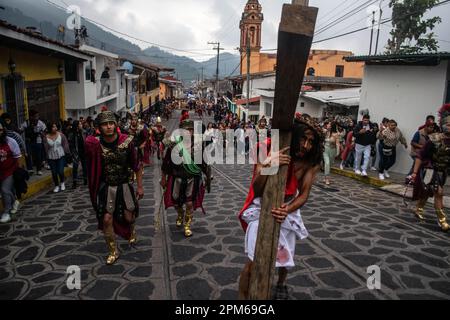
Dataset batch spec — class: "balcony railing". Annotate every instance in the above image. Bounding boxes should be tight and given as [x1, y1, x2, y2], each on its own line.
[97, 78, 117, 99]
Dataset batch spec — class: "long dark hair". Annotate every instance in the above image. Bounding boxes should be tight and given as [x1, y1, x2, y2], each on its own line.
[47, 121, 61, 133]
[290, 122, 324, 166]
[72, 120, 81, 133]
[0, 120, 6, 143]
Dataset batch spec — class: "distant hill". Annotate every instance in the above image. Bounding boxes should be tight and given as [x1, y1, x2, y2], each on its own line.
[0, 0, 241, 84]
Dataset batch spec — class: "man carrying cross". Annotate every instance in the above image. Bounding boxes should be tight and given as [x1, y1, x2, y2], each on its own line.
[238, 113, 324, 299]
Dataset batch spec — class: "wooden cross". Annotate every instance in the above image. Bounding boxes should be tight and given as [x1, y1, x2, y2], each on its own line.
[248, 0, 317, 300]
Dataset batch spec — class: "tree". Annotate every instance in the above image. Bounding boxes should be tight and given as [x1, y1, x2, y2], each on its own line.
[386, 0, 442, 54]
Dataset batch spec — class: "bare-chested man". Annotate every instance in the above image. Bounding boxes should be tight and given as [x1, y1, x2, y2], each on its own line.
[238, 113, 324, 300]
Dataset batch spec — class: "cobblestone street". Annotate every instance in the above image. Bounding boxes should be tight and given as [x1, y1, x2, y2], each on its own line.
[0, 113, 449, 300]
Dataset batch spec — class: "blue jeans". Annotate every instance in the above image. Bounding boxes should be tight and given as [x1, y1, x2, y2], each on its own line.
[1, 176, 16, 215]
[48, 158, 65, 186]
[354, 144, 371, 172]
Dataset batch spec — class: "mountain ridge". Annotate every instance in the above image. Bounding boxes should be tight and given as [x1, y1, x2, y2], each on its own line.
[0, 0, 241, 84]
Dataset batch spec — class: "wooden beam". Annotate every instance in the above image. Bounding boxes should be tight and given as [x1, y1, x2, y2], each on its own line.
[292, 0, 309, 5]
[248, 3, 318, 300]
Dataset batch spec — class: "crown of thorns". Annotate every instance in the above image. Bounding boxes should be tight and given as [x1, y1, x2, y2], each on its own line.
[294, 113, 324, 138]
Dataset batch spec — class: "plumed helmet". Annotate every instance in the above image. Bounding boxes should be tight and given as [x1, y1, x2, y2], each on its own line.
[96, 111, 117, 125]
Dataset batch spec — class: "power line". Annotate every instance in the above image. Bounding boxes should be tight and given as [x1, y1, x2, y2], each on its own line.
[45, 0, 218, 57]
[263, 0, 450, 48]
[317, 0, 354, 23]
[315, 0, 380, 37]
[324, 1, 389, 42]
[315, 0, 365, 31]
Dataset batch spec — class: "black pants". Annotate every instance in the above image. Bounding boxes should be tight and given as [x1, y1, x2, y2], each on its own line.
[379, 146, 396, 173]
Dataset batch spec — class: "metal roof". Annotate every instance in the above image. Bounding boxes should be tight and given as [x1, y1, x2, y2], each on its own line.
[344, 52, 450, 65]
[0, 20, 92, 61]
[302, 88, 361, 107]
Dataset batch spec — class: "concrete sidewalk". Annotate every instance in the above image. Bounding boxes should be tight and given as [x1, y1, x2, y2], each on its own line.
[0, 168, 72, 212]
[331, 166, 450, 208]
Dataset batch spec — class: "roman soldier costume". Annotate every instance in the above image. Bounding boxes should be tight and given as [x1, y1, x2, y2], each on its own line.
[151, 117, 167, 160]
[126, 113, 150, 166]
[161, 119, 210, 237]
[412, 104, 450, 232]
[85, 111, 143, 264]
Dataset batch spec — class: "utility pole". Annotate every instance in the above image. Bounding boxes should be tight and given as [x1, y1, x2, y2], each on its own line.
[208, 41, 224, 98]
[246, 31, 251, 112]
[369, 10, 376, 55]
[374, 0, 383, 54]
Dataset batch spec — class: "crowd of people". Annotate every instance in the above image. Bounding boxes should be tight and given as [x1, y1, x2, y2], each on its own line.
[0, 98, 176, 224]
[1, 96, 449, 300]
[319, 113, 442, 185]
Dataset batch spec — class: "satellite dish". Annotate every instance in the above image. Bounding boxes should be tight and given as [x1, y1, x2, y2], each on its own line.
[122, 61, 133, 73]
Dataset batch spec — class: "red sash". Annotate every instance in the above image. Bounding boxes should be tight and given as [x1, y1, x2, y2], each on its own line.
[238, 139, 298, 232]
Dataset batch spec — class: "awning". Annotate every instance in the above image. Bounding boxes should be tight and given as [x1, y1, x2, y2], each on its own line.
[125, 74, 139, 80]
[235, 97, 260, 105]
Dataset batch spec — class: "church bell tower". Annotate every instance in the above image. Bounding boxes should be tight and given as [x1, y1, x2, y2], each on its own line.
[240, 0, 263, 75]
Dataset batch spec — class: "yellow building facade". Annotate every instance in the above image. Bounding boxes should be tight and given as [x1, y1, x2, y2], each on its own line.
[306, 50, 364, 78]
[1, 23, 91, 126]
[0, 47, 66, 123]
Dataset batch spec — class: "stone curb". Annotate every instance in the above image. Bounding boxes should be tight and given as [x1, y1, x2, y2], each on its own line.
[331, 167, 450, 209]
[0, 168, 72, 212]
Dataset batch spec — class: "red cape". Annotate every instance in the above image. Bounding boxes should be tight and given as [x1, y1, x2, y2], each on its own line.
[85, 134, 138, 239]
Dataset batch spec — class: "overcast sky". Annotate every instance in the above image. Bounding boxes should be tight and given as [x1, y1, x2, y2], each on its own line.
[49, 0, 450, 61]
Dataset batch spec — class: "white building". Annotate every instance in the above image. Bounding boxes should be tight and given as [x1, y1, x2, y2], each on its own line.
[64, 45, 127, 119]
[231, 71, 362, 122]
[257, 87, 360, 121]
[345, 52, 450, 174]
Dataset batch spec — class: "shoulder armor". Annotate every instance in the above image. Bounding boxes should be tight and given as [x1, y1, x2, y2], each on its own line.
[119, 135, 134, 149]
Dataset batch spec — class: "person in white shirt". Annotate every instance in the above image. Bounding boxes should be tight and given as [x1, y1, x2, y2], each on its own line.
[43, 122, 71, 193]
